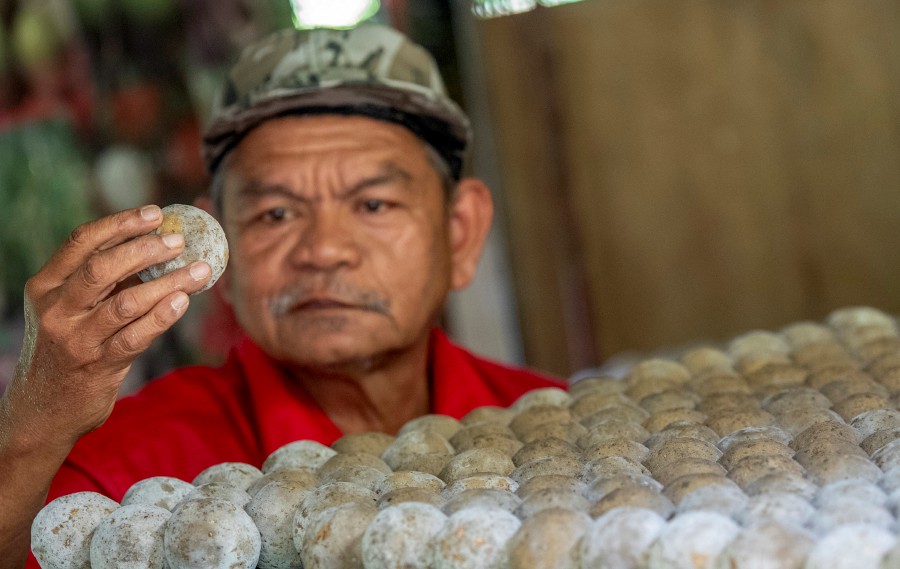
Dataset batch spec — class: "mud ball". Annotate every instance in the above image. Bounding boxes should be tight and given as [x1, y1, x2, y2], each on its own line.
[163, 498, 260, 569]
[31, 492, 119, 569]
[138, 204, 228, 293]
[89, 504, 170, 569]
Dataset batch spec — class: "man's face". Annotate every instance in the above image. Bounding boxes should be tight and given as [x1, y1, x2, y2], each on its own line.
[219, 115, 455, 369]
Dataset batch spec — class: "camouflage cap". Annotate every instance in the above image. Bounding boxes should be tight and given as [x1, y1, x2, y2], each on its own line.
[202, 24, 471, 178]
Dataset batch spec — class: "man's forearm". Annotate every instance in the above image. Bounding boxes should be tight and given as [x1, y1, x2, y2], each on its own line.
[0, 397, 72, 569]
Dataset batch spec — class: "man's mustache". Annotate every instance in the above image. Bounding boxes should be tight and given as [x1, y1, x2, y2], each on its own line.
[269, 281, 391, 317]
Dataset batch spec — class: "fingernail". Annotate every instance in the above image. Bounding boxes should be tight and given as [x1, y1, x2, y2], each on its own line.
[190, 262, 211, 281]
[141, 205, 161, 221]
[171, 294, 188, 312]
[162, 233, 184, 248]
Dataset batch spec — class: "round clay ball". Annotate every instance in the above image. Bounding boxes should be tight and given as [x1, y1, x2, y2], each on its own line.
[590, 484, 675, 519]
[712, 523, 815, 569]
[438, 448, 515, 484]
[441, 473, 519, 499]
[376, 471, 446, 496]
[450, 423, 520, 456]
[742, 472, 817, 500]
[89, 504, 170, 569]
[121, 476, 195, 511]
[263, 440, 338, 474]
[645, 510, 740, 569]
[246, 468, 320, 498]
[510, 387, 572, 412]
[292, 482, 378, 551]
[441, 488, 522, 516]
[175, 482, 251, 509]
[579, 506, 668, 569]
[137, 204, 228, 293]
[674, 483, 748, 518]
[361, 502, 447, 569]
[397, 414, 462, 441]
[31, 492, 119, 569]
[322, 465, 388, 493]
[163, 498, 260, 569]
[318, 452, 392, 478]
[514, 487, 591, 519]
[427, 506, 521, 569]
[245, 479, 310, 569]
[513, 436, 581, 466]
[506, 507, 591, 568]
[300, 501, 377, 569]
[192, 462, 262, 491]
[376, 486, 445, 510]
[381, 431, 454, 471]
[517, 474, 586, 500]
[803, 524, 897, 569]
[460, 405, 514, 426]
[653, 458, 727, 487]
[584, 473, 663, 503]
[330, 432, 396, 456]
[737, 491, 816, 530]
[511, 455, 583, 486]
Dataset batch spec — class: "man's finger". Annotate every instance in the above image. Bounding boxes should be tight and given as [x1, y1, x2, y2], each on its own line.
[40, 206, 164, 287]
[66, 233, 186, 309]
[89, 262, 212, 339]
[103, 291, 191, 363]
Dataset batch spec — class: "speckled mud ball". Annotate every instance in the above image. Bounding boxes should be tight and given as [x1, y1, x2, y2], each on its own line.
[191, 462, 262, 491]
[428, 506, 521, 569]
[89, 504, 170, 569]
[137, 204, 228, 293]
[121, 476, 195, 511]
[300, 502, 378, 569]
[579, 506, 668, 569]
[645, 511, 740, 569]
[361, 502, 448, 569]
[163, 498, 260, 569]
[31, 491, 119, 569]
[263, 440, 338, 474]
[245, 479, 310, 569]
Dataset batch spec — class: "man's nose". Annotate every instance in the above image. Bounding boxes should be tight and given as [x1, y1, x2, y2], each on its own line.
[289, 213, 362, 271]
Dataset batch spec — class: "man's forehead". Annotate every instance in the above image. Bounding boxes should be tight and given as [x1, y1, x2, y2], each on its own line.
[233, 114, 428, 159]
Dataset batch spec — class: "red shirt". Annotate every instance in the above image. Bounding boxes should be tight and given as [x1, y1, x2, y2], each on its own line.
[42, 327, 562, 495]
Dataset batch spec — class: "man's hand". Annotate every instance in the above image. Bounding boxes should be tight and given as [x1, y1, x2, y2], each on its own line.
[6, 204, 213, 448]
[0, 205, 213, 568]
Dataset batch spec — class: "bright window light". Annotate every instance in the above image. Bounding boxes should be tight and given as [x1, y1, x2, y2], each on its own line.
[471, 0, 537, 19]
[291, 0, 381, 30]
[538, 0, 587, 6]
[472, 0, 589, 18]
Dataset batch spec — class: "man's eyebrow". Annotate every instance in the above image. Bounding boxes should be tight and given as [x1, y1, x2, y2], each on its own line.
[341, 162, 413, 197]
[236, 181, 303, 202]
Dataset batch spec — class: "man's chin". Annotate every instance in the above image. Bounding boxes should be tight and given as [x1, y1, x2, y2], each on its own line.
[270, 324, 388, 369]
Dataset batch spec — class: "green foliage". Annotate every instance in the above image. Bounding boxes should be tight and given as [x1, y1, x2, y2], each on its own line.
[0, 118, 93, 315]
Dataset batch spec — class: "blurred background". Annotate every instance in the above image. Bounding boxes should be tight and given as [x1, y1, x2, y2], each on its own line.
[1, 0, 899, 392]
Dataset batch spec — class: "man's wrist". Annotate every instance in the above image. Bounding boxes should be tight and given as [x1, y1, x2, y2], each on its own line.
[0, 394, 75, 463]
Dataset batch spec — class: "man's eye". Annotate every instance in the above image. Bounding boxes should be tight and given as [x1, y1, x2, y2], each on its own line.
[260, 207, 288, 222]
[360, 199, 388, 214]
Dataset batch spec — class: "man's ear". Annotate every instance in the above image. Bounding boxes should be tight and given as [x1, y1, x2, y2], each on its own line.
[449, 177, 494, 291]
[193, 194, 233, 306]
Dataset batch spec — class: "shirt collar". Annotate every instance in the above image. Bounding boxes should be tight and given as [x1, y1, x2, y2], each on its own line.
[232, 328, 499, 454]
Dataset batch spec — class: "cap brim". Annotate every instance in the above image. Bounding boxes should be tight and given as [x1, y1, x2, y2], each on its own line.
[202, 84, 471, 178]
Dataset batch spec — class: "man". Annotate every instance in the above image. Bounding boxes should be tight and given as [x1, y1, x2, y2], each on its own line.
[0, 24, 563, 568]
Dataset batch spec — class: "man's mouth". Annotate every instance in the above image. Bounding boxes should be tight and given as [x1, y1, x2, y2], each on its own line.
[269, 285, 391, 317]
[293, 298, 357, 311]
